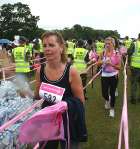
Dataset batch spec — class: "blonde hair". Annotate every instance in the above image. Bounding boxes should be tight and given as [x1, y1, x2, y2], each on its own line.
[41, 31, 67, 63]
[105, 37, 115, 47]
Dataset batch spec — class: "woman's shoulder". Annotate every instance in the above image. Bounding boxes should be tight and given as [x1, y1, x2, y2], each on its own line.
[69, 65, 79, 74]
[69, 65, 80, 80]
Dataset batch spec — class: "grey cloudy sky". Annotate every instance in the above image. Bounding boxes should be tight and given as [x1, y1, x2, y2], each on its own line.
[1, 0, 140, 38]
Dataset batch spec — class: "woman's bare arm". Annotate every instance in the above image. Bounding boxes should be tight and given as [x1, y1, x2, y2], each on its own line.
[69, 66, 85, 103]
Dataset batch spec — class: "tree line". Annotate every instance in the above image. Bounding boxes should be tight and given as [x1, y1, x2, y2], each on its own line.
[0, 2, 120, 41]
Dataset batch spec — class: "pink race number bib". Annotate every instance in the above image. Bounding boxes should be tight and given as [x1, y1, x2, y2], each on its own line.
[39, 83, 65, 104]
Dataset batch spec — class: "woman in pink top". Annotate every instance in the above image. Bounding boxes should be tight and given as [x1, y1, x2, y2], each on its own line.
[97, 37, 121, 118]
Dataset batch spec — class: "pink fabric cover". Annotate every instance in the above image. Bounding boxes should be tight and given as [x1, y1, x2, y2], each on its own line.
[18, 101, 68, 143]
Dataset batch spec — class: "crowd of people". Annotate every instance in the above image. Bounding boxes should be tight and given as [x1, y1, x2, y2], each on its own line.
[0, 32, 140, 149]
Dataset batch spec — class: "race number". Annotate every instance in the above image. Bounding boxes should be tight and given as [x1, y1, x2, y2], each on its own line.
[39, 83, 65, 104]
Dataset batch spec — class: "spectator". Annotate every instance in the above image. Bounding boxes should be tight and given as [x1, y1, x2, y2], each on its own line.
[128, 33, 140, 104]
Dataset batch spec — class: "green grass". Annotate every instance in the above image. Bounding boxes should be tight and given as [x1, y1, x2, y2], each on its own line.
[82, 70, 140, 149]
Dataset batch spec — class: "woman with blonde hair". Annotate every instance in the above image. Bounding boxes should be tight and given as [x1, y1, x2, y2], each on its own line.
[97, 37, 121, 117]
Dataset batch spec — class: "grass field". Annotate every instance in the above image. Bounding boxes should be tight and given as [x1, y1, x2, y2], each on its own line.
[82, 69, 140, 149]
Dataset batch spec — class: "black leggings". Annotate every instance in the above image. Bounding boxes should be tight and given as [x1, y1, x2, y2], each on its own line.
[101, 75, 118, 108]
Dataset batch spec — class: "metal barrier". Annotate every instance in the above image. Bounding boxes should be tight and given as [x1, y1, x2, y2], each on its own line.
[83, 69, 101, 90]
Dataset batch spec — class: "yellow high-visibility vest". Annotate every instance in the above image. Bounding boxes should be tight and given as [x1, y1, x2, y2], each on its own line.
[124, 39, 132, 49]
[13, 47, 30, 73]
[67, 41, 75, 55]
[96, 41, 104, 54]
[73, 48, 87, 73]
[131, 41, 140, 68]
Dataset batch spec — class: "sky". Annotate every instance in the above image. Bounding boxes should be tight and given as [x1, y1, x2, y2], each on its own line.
[1, 0, 140, 38]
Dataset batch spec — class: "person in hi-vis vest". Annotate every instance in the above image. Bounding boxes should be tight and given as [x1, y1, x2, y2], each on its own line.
[12, 36, 31, 74]
[95, 38, 105, 55]
[128, 33, 140, 104]
[66, 40, 75, 65]
[12, 36, 34, 98]
[73, 39, 88, 100]
[123, 36, 132, 50]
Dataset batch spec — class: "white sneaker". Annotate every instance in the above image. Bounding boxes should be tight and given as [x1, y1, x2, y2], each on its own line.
[109, 109, 115, 117]
[105, 101, 110, 109]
